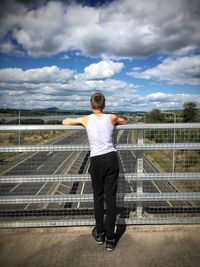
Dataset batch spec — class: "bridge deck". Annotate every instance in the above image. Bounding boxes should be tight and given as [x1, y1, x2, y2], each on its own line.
[0, 225, 200, 267]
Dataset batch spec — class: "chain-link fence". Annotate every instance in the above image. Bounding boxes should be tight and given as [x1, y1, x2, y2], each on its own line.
[0, 123, 200, 227]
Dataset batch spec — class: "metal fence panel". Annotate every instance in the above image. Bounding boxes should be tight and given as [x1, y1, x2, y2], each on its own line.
[0, 124, 200, 227]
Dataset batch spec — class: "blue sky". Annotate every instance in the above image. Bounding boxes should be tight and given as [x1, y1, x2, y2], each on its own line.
[0, 0, 200, 111]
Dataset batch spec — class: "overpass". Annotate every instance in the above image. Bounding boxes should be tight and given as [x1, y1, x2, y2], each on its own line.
[0, 123, 199, 227]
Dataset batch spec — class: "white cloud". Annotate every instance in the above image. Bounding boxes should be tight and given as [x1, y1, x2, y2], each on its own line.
[128, 56, 200, 85]
[0, 40, 15, 53]
[0, 66, 74, 83]
[1, 67, 199, 111]
[84, 60, 124, 79]
[132, 67, 142, 71]
[0, 0, 199, 58]
[145, 92, 200, 110]
[0, 64, 138, 110]
[60, 54, 70, 60]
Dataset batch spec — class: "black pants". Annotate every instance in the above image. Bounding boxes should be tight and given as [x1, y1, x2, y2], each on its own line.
[90, 151, 119, 239]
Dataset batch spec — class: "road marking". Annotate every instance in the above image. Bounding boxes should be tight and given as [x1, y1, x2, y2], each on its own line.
[1, 152, 39, 175]
[1, 131, 76, 176]
[60, 183, 70, 189]
[77, 161, 90, 208]
[37, 163, 45, 170]
[151, 180, 173, 207]
[41, 138, 88, 209]
[25, 182, 48, 210]
[127, 130, 131, 143]
[118, 152, 126, 172]
[53, 153, 74, 174]
[57, 190, 65, 195]
[77, 182, 85, 208]
[10, 183, 21, 192]
[144, 168, 173, 208]
[118, 131, 135, 192]
[118, 150, 135, 192]
[4, 131, 84, 206]
[131, 151, 136, 158]
[2, 152, 39, 195]
[151, 180, 161, 193]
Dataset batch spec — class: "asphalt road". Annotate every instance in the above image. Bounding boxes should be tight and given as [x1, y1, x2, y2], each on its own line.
[0, 129, 194, 219]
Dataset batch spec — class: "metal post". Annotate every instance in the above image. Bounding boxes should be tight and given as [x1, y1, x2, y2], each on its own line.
[18, 108, 21, 145]
[172, 114, 176, 173]
[55, 111, 57, 124]
[136, 128, 143, 217]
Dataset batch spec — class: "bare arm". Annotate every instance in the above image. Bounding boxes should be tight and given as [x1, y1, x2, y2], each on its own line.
[62, 116, 88, 127]
[109, 114, 127, 126]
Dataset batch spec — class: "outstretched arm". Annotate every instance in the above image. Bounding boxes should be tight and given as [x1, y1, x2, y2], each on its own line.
[62, 116, 88, 127]
[109, 114, 127, 126]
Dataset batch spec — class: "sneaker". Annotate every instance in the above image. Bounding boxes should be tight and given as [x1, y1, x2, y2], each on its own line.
[92, 227, 105, 245]
[106, 237, 116, 251]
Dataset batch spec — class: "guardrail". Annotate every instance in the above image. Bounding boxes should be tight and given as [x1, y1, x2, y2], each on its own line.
[0, 123, 200, 227]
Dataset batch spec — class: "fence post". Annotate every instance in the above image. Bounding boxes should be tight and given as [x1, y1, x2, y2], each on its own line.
[172, 127, 176, 173]
[136, 128, 144, 217]
[18, 108, 21, 145]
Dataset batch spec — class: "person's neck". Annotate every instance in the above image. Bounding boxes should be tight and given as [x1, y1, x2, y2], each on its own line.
[92, 109, 104, 115]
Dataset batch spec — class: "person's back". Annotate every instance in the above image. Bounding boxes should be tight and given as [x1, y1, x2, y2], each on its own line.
[86, 113, 116, 157]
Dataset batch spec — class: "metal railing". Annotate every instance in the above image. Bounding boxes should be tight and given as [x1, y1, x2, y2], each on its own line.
[0, 123, 200, 227]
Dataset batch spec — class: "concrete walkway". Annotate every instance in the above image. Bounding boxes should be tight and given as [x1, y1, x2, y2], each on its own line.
[0, 225, 200, 267]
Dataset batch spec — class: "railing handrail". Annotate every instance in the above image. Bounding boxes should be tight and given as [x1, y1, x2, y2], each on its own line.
[0, 123, 200, 131]
[1, 143, 200, 152]
[0, 173, 199, 183]
[0, 192, 199, 204]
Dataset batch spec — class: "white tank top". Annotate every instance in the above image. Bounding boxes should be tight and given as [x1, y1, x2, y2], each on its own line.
[85, 114, 116, 157]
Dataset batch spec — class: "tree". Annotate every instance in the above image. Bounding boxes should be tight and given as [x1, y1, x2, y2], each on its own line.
[21, 119, 45, 124]
[182, 102, 198, 122]
[46, 120, 62, 124]
[145, 109, 165, 123]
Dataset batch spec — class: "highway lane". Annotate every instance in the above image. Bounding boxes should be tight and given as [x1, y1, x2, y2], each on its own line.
[0, 128, 193, 217]
[117, 129, 192, 210]
[0, 130, 89, 210]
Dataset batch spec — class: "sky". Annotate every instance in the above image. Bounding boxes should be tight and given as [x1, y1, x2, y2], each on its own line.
[0, 0, 200, 112]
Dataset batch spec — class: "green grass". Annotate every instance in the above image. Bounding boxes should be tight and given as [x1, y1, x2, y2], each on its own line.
[145, 150, 173, 172]
[0, 130, 71, 161]
[0, 130, 68, 146]
[0, 152, 16, 160]
[145, 150, 199, 198]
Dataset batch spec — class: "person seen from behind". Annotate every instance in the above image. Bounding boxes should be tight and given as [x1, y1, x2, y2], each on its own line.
[63, 93, 127, 251]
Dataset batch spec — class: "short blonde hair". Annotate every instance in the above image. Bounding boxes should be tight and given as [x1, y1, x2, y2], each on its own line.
[90, 93, 105, 110]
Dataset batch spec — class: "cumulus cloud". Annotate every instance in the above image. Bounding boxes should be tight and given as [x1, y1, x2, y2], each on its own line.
[128, 55, 200, 85]
[145, 92, 200, 110]
[0, 64, 138, 110]
[1, 67, 200, 111]
[0, 40, 16, 54]
[0, 66, 74, 83]
[84, 60, 124, 79]
[0, 0, 199, 57]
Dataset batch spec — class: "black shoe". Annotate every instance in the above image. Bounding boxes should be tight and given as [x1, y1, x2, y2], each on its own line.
[106, 237, 116, 251]
[92, 227, 105, 245]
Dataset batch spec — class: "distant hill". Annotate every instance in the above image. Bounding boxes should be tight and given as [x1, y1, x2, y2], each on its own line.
[0, 107, 148, 116]
[42, 107, 60, 112]
[0, 107, 90, 116]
